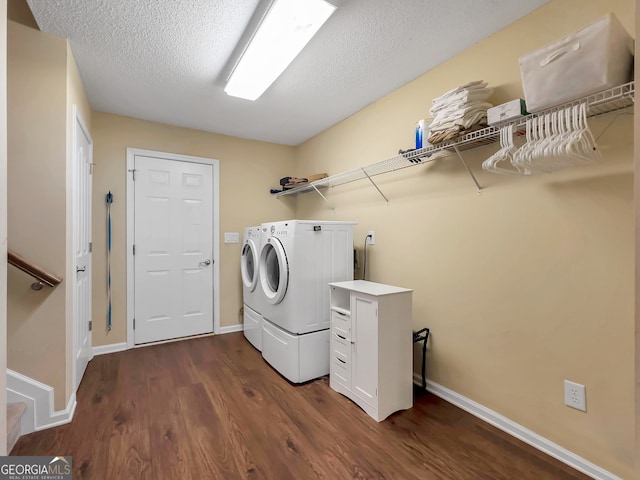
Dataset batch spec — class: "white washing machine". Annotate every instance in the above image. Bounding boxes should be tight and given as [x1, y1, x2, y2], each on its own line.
[258, 219, 356, 383]
[241, 226, 263, 351]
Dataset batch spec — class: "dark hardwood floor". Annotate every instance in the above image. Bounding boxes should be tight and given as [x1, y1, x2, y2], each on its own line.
[12, 332, 589, 479]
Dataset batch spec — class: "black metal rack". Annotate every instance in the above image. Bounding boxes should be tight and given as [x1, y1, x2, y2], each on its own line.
[413, 327, 430, 389]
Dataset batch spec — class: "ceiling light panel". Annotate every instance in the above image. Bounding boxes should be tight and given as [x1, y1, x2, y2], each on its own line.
[225, 0, 337, 101]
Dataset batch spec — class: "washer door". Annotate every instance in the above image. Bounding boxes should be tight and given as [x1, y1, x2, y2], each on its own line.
[240, 239, 259, 292]
[259, 236, 289, 305]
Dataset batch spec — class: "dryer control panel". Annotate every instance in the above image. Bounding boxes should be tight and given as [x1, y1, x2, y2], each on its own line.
[270, 223, 290, 236]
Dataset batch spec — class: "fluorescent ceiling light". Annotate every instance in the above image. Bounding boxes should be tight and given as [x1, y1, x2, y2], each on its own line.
[225, 0, 337, 101]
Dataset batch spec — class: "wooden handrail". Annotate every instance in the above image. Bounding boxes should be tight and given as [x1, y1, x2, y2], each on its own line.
[7, 249, 63, 288]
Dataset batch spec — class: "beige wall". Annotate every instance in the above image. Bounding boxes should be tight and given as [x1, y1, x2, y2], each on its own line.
[67, 46, 92, 140]
[0, 0, 8, 456]
[7, 20, 69, 410]
[7, 0, 36, 29]
[634, 0, 640, 471]
[90, 112, 295, 347]
[3, 0, 636, 473]
[295, 0, 635, 477]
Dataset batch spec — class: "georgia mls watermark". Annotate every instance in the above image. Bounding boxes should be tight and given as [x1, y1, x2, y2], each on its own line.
[0, 456, 72, 480]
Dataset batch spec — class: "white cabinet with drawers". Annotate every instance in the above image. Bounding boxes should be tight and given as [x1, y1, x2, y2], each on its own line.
[328, 280, 413, 422]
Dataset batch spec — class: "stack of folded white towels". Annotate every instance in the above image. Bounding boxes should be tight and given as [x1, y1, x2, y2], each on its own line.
[427, 81, 493, 145]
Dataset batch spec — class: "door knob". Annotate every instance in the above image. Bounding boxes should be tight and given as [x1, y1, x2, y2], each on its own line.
[200, 259, 212, 267]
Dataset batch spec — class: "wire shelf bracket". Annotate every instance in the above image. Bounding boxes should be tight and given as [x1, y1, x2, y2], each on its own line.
[311, 183, 335, 210]
[362, 167, 390, 203]
[453, 145, 483, 194]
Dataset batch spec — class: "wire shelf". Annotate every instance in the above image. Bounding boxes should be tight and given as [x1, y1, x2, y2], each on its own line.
[276, 81, 634, 199]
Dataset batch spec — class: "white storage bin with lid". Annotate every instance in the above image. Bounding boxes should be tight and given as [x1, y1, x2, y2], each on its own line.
[519, 13, 634, 112]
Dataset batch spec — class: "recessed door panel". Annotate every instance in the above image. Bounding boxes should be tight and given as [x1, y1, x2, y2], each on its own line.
[352, 296, 377, 407]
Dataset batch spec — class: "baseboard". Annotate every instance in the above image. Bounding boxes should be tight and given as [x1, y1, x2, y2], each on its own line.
[92, 342, 128, 356]
[41, 393, 76, 431]
[413, 374, 620, 480]
[219, 323, 243, 334]
[7, 370, 77, 436]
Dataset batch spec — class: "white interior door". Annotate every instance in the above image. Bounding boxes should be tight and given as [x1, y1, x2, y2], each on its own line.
[73, 107, 93, 391]
[133, 155, 214, 344]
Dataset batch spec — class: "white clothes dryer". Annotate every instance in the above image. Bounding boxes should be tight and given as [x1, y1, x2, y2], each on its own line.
[258, 219, 356, 383]
[241, 226, 263, 351]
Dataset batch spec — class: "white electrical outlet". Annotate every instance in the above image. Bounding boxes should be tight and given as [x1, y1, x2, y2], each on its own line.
[367, 230, 375, 245]
[564, 380, 586, 412]
[224, 232, 239, 244]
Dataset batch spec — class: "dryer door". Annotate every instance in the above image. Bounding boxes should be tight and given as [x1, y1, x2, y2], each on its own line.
[259, 236, 289, 305]
[241, 239, 259, 292]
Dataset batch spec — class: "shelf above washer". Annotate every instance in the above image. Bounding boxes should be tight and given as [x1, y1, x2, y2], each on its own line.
[276, 81, 635, 203]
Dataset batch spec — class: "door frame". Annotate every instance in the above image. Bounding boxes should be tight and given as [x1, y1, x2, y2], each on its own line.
[72, 105, 94, 391]
[126, 148, 220, 349]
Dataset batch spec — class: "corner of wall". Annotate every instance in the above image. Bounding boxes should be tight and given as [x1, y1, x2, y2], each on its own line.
[7, 0, 38, 30]
[65, 50, 74, 428]
[8, 13, 71, 412]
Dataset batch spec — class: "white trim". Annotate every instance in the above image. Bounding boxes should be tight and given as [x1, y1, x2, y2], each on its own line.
[219, 324, 243, 334]
[413, 375, 621, 480]
[126, 148, 221, 348]
[7, 370, 76, 436]
[126, 150, 134, 348]
[92, 342, 128, 356]
[44, 393, 76, 431]
[133, 332, 215, 349]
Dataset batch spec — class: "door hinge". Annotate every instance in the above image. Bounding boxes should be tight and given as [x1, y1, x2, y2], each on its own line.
[89, 162, 95, 175]
[89, 242, 92, 253]
[128, 168, 136, 181]
[133, 244, 135, 255]
[89, 321, 92, 331]
[133, 318, 135, 330]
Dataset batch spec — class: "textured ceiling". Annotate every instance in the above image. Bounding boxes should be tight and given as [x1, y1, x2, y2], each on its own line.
[26, 0, 549, 146]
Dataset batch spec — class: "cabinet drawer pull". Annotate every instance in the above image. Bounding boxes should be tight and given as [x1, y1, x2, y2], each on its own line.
[337, 358, 346, 364]
[335, 311, 347, 316]
[336, 334, 346, 340]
